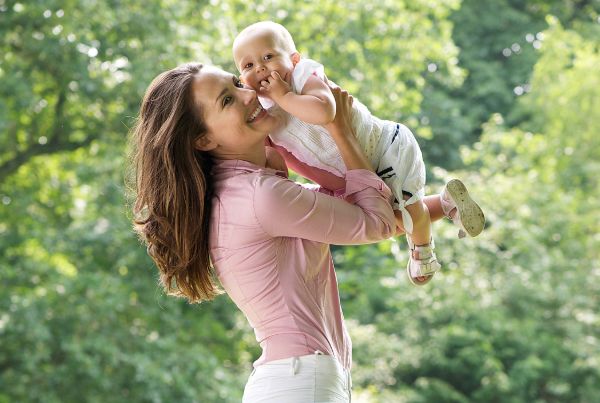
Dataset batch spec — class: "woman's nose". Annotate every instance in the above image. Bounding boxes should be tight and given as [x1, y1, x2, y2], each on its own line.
[240, 87, 256, 104]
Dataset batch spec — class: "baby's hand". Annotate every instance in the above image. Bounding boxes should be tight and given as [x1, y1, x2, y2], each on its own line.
[259, 71, 291, 101]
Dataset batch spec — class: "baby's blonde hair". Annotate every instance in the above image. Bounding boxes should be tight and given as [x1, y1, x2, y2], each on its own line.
[233, 21, 297, 55]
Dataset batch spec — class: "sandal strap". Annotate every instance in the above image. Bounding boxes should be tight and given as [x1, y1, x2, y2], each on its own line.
[410, 260, 440, 277]
[411, 260, 440, 277]
[440, 194, 456, 218]
[407, 238, 441, 276]
[407, 238, 436, 255]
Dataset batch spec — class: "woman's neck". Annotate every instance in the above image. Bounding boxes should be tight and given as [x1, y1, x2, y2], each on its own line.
[241, 149, 267, 167]
[212, 146, 267, 167]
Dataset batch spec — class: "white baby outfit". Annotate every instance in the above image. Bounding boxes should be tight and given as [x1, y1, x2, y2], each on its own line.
[266, 59, 426, 234]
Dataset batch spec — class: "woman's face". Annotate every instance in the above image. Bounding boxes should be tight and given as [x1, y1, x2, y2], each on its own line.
[191, 66, 278, 159]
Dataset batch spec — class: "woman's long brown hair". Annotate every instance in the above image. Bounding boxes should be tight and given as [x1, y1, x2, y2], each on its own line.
[128, 62, 221, 303]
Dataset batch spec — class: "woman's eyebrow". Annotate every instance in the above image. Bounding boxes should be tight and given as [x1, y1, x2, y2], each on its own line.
[215, 76, 237, 105]
[215, 88, 227, 105]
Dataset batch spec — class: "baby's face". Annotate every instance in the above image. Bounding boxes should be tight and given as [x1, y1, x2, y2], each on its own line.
[233, 29, 298, 91]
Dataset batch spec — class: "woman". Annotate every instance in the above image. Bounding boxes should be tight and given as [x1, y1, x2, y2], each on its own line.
[130, 62, 396, 402]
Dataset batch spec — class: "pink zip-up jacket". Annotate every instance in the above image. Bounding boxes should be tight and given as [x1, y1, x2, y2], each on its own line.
[209, 159, 395, 370]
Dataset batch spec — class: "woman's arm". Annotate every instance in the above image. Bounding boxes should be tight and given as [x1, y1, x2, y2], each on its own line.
[253, 85, 396, 245]
[268, 82, 376, 191]
[253, 171, 395, 245]
[265, 145, 288, 172]
[260, 72, 336, 125]
[322, 83, 372, 172]
[268, 142, 347, 191]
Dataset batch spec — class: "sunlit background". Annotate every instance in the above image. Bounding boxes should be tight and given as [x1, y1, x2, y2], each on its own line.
[1, 0, 599, 402]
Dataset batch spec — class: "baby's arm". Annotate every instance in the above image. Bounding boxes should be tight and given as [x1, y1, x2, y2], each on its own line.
[260, 71, 336, 125]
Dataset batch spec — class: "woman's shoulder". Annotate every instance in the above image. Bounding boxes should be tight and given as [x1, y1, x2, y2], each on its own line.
[210, 169, 286, 228]
[209, 169, 288, 258]
[252, 169, 293, 196]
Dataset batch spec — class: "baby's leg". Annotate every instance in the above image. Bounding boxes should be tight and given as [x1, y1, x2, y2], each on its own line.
[396, 189, 484, 237]
[394, 196, 438, 284]
[423, 195, 444, 222]
[405, 200, 432, 246]
[394, 194, 443, 236]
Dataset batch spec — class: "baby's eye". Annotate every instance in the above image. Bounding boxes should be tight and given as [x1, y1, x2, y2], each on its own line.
[263, 54, 273, 61]
[244, 62, 253, 70]
[222, 95, 233, 107]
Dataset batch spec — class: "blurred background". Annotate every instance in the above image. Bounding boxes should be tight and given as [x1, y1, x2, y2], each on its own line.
[1, 0, 599, 402]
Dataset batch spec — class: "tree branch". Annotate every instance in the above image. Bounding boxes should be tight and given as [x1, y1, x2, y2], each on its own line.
[0, 136, 97, 184]
[0, 89, 95, 184]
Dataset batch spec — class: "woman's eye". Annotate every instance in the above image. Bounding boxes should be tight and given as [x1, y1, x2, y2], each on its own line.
[223, 95, 233, 106]
[234, 78, 243, 88]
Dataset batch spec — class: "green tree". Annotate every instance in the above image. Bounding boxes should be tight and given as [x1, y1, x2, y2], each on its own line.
[3, 1, 598, 401]
[345, 17, 600, 402]
[0, 1, 250, 401]
[421, 0, 600, 169]
[1, 1, 463, 401]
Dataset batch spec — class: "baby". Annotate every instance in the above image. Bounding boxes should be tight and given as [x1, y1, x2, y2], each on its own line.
[233, 21, 484, 285]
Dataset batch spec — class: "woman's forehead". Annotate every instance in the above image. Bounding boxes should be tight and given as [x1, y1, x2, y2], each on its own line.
[192, 67, 233, 104]
[195, 66, 231, 87]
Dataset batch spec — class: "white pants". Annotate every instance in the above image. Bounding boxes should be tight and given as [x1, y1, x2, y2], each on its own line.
[242, 352, 352, 403]
[375, 123, 426, 234]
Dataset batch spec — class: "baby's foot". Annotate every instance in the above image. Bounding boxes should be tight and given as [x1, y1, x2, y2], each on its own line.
[441, 179, 485, 238]
[406, 238, 441, 286]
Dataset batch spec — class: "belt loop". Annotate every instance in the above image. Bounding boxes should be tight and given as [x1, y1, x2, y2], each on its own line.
[291, 356, 299, 375]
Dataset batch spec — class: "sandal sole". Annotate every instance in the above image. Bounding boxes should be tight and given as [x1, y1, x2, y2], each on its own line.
[406, 246, 440, 286]
[406, 271, 434, 286]
[446, 179, 485, 237]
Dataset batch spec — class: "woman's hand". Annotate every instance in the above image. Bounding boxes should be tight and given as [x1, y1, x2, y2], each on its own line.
[323, 81, 355, 139]
[322, 79, 372, 172]
[265, 146, 288, 172]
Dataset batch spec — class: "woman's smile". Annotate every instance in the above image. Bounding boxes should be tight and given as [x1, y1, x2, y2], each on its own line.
[247, 104, 265, 123]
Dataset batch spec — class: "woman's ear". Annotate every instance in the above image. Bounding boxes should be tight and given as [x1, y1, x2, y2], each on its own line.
[194, 135, 218, 151]
[291, 52, 301, 66]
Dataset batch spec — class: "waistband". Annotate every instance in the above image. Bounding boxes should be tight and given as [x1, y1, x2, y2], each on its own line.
[253, 350, 352, 391]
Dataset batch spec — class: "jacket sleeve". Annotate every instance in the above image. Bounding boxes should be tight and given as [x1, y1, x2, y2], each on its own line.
[253, 169, 396, 245]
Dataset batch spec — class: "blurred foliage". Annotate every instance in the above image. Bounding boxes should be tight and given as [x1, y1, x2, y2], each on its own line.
[421, 0, 600, 169]
[1, 0, 599, 402]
